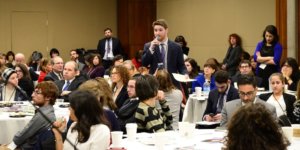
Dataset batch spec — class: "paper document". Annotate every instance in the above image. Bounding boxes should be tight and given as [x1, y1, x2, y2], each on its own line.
[172, 73, 196, 82]
[196, 121, 220, 125]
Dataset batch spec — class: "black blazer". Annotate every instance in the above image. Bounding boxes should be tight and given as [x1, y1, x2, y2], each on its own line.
[114, 86, 129, 109]
[97, 37, 123, 58]
[142, 40, 187, 88]
[259, 92, 296, 123]
[203, 85, 240, 116]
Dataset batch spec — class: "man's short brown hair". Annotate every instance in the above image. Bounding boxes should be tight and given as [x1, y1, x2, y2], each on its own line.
[152, 19, 168, 29]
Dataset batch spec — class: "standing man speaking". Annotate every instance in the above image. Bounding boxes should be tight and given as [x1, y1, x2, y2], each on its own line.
[142, 19, 187, 89]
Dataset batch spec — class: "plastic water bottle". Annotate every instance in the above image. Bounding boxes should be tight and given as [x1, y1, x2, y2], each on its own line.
[203, 80, 211, 95]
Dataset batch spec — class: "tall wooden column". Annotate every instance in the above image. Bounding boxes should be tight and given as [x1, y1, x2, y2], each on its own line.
[276, 0, 287, 63]
[117, 0, 156, 59]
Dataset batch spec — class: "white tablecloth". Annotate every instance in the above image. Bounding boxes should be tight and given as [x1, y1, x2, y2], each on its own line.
[182, 94, 208, 123]
[112, 129, 300, 150]
[0, 102, 69, 144]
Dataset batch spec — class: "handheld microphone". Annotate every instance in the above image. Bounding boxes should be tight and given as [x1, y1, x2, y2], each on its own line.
[156, 35, 160, 41]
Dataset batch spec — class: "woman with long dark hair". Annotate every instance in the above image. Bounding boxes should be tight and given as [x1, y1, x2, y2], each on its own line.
[53, 90, 110, 150]
[85, 53, 105, 78]
[254, 25, 282, 90]
[281, 57, 300, 91]
[15, 63, 34, 96]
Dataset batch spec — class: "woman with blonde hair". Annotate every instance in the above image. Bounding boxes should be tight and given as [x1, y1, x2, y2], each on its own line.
[77, 79, 120, 131]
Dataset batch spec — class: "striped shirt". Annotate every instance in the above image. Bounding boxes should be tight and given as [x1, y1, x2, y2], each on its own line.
[135, 100, 173, 133]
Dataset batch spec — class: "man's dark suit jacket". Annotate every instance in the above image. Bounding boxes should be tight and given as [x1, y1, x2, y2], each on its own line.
[97, 37, 123, 58]
[54, 75, 87, 102]
[259, 92, 296, 123]
[142, 40, 187, 88]
[44, 72, 60, 82]
[203, 85, 240, 117]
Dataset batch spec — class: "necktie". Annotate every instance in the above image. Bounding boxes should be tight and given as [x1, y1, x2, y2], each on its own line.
[160, 43, 165, 63]
[107, 39, 111, 54]
[216, 93, 225, 113]
[63, 81, 70, 91]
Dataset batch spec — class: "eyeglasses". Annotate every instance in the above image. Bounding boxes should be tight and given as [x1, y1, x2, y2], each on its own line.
[33, 90, 42, 95]
[111, 72, 119, 75]
[239, 91, 255, 97]
[239, 65, 250, 68]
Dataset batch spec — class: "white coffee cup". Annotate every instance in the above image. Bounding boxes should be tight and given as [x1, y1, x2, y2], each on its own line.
[292, 124, 300, 139]
[126, 123, 137, 141]
[56, 99, 64, 104]
[154, 132, 166, 150]
[282, 127, 293, 142]
[111, 131, 123, 147]
[195, 87, 202, 97]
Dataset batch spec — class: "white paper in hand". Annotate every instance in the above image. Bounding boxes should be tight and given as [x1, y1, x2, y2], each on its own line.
[172, 73, 196, 82]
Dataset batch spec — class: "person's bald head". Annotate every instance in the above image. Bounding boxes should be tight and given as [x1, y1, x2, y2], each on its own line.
[15, 53, 26, 64]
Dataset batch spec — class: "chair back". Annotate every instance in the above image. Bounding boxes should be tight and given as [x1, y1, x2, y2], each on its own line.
[33, 127, 56, 150]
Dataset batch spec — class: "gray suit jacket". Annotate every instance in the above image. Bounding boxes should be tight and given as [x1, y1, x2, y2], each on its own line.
[220, 98, 277, 127]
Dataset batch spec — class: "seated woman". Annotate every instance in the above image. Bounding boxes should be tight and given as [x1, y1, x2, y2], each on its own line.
[224, 103, 289, 150]
[85, 53, 105, 79]
[155, 69, 182, 130]
[281, 57, 300, 91]
[192, 63, 216, 93]
[111, 65, 129, 108]
[38, 58, 52, 83]
[52, 90, 111, 150]
[0, 68, 26, 101]
[78, 79, 120, 131]
[183, 58, 200, 97]
[259, 73, 296, 124]
[135, 75, 173, 133]
[15, 63, 34, 97]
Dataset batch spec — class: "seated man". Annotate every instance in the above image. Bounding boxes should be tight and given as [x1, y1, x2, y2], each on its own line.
[44, 56, 64, 81]
[220, 74, 277, 127]
[55, 61, 87, 102]
[116, 77, 140, 132]
[231, 60, 263, 87]
[203, 70, 239, 122]
[6, 81, 59, 150]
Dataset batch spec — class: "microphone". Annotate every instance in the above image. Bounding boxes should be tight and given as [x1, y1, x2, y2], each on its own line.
[156, 35, 160, 41]
[15, 85, 30, 100]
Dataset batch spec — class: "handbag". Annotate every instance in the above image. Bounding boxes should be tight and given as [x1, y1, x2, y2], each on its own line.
[273, 95, 292, 126]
